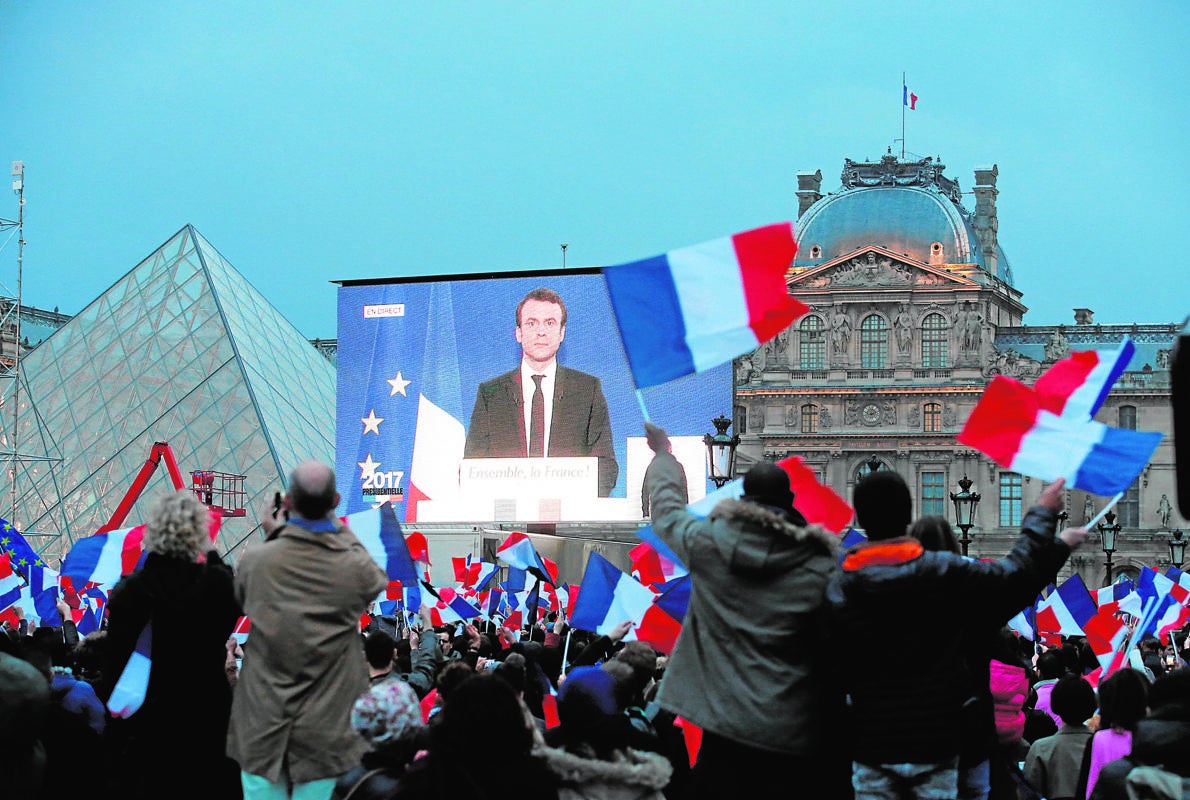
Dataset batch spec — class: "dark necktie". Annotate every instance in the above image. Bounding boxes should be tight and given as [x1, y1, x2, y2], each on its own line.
[529, 374, 545, 457]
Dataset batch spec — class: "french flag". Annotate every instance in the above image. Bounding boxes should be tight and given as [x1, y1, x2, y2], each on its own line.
[344, 502, 422, 611]
[232, 616, 251, 645]
[1084, 608, 1129, 673]
[477, 588, 505, 622]
[903, 84, 918, 110]
[1035, 574, 1097, 637]
[421, 584, 482, 625]
[603, 223, 807, 389]
[0, 554, 23, 612]
[569, 553, 682, 653]
[1122, 569, 1190, 641]
[496, 532, 553, 584]
[630, 540, 685, 588]
[107, 621, 153, 718]
[958, 375, 1161, 496]
[407, 283, 466, 522]
[1034, 339, 1135, 420]
[1007, 601, 1037, 642]
[1095, 579, 1134, 617]
[61, 524, 147, 588]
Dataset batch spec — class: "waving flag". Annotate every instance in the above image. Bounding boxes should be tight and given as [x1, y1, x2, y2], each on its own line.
[903, 84, 918, 110]
[421, 583, 482, 626]
[1035, 339, 1135, 419]
[569, 553, 682, 652]
[1084, 608, 1129, 673]
[0, 519, 47, 581]
[603, 223, 806, 389]
[62, 524, 147, 588]
[345, 502, 421, 611]
[1036, 574, 1097, 637]
[0, 554, 22, 612]
[107, 621, 153, 718]
[407, 283, 466, 521]
[496, 532, 552, 584]
[1121, 568, 1190, 641]
[1095, 578, 1135, 617]
[958, 375, 1160, 496]
[779, 456, 854, 533]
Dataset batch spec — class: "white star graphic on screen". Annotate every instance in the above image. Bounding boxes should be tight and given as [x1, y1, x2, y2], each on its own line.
[361, 409, 384, 435]
[386, 371, 411, 397]
[357, 454, 381, 480]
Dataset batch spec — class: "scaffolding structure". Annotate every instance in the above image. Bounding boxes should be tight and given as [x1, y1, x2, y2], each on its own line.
[0, 162, 69, 551]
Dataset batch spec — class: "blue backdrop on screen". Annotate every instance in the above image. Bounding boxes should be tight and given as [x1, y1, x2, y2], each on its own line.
[336, 271, 732, 520]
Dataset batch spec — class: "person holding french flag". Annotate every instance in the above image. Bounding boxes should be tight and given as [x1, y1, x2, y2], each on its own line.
[641, 421, 849, 799]
[828, 471, 1089, 800]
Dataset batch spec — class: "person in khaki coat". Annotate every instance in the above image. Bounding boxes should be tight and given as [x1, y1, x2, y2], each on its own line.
[227, 461, 387, 800]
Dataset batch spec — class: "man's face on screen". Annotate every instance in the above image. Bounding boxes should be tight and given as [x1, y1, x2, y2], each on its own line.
[516, 299, 566, 365]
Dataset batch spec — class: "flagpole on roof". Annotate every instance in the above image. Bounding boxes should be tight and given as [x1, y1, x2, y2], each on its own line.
[901, 72, 906, 160]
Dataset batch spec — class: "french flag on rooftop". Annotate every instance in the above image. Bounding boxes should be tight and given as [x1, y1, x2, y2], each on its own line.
[1035, 574, 1097, 637]
[958, 376, 1161, 496]
[62, 524, 147, 588]
[603, 223, 807, 389]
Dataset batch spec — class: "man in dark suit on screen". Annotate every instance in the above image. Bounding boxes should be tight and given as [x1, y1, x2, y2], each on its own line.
[464, 287, 618, 496]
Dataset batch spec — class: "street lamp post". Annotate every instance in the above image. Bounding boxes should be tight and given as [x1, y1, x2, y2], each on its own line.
[1097, 511, 1121, 585]
[703, 414, 740, 489]
[1170, 529, 1186, 570]
[950, 475, 981, 557]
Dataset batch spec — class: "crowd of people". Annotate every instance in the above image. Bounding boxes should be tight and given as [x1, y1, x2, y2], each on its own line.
[2, 447, 1189, 800]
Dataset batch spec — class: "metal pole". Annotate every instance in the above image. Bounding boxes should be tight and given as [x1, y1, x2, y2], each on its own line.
[9, 166, 23, 523]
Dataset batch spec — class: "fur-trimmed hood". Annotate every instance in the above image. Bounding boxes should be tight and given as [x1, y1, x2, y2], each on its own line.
[535, 745, 672, 800]
[706, 498, 838, 577]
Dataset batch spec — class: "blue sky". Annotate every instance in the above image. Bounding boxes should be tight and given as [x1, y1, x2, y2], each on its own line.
[1, 2, 1186, 340]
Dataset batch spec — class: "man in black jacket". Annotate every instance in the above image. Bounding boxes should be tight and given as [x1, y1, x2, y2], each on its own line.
[828, 472, 1087, 800]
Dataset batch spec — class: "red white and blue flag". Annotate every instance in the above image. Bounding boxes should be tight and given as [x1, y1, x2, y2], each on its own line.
[496, 532, 553, 584]
[1095, 578, 1135, 617]
[603, 223, 806, 389]
[960, 337, 1160, 496]
[903, 84, 918, 110]
[407, 283, 466, 521]
[61, 524, 147, 588]
[420, 583, 483, 626]
[344, 502, 422, 611]
[569, 553, 683, 653]
[0, 554, 23, 612]
[1035, 574, 1097, 637]
[107, 621, 153, 718]
[1084, 608, 1129, 673]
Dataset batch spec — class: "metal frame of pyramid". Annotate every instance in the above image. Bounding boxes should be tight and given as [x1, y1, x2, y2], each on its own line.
[6, 224, 335, 565]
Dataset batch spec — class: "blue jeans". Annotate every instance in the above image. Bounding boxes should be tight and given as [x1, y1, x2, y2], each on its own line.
[853, 759, 960, 800]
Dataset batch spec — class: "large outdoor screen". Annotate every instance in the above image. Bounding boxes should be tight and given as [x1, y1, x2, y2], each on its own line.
[336, 269, 731, 523]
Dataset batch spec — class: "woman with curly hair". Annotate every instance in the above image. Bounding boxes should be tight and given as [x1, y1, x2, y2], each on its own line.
[100, 491, 242, 799]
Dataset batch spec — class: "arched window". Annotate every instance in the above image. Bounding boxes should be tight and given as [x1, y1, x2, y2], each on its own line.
[923, 402, 942, 432]
[921, 313, 948, 368]
[799, 316, 826, 370]
[860, 315, 887, 369]
[801, 403, 818, 433]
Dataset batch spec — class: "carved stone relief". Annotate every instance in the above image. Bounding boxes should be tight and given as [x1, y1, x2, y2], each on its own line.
[908, 406, 920, 427]
[943, 405, 957, 428]
[982, 349, 1042, 380]
[819, 406, 833, 430]
[1044, 328, 1070, 362]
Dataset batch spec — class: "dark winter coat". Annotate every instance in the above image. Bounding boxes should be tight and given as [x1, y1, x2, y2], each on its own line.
[826, 504, 1070, 766]
[102, 550, 242, 799]
[645, 452, 840, 756]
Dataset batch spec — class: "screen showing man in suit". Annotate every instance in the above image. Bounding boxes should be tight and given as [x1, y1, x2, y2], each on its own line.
[464, 287, 617, 496]
[335, 270, 730, 523]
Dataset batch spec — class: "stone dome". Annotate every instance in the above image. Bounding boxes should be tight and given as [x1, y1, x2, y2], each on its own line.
[794, 155, 1014, 287]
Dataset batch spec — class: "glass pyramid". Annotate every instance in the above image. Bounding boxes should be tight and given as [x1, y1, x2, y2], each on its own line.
[0, 225, 335, 562]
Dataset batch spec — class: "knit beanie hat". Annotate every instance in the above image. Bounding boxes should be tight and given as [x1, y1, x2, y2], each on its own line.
[352, 679, 423, 748]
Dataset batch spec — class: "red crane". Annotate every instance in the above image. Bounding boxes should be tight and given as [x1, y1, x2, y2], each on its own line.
[95, 442, 246, 534]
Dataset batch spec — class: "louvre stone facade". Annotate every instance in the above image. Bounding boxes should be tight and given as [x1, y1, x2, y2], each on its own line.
[735, 154, 1181, 587]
